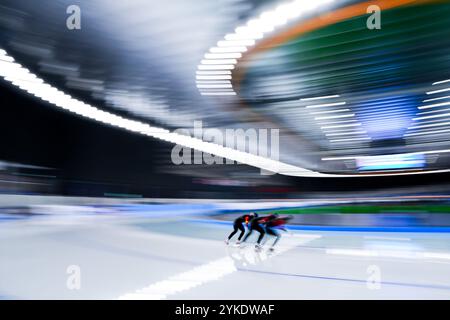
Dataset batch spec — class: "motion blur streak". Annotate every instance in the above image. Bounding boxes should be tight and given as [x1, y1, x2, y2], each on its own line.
[4, 46, 450, 177]
[198, 0, 336, 95]
[0, 48, 317, 177]
[118, 234, 321, 300]
[1, 0, 450, 302]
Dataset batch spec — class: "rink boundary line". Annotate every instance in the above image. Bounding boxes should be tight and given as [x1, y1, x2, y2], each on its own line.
[236, 268, 450, 292]
[187, 219, 450, 233]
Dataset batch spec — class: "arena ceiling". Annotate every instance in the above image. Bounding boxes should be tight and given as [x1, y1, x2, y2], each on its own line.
[1, 0, 450, 177]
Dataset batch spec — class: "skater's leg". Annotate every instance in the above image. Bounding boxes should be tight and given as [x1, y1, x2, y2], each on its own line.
[242, 228, 252, 242]
[264, 227, 276, 245]
[265, 228, 281, 250]
[227, 225, 239, 240]
[255, 225, 265, 245]
[237, 224, 245, 241]
[273, 234, 281, 246]
[272, 229, 281, 247]
[257, 232, 265, 244]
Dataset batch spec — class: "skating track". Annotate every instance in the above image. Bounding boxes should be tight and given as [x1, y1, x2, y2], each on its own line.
[1, 213, 450, 299]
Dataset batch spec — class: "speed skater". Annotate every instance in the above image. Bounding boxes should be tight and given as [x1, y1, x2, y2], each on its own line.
[263, 214, 293, 251]
[242, 213, 275, 249]
[225, 212, 256, 245]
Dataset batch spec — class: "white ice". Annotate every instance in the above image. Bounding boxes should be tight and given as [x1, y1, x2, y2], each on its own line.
[1, 214, 450, 299]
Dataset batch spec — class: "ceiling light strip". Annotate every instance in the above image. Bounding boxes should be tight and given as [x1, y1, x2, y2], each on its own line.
[196, 0, 335, 96]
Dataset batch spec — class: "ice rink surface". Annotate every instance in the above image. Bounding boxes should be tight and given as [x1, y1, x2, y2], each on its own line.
[1, 213, 450, 299]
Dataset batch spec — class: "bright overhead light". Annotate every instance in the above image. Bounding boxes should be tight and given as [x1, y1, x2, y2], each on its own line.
[239, 22, 273, 33]
[0, 55, 15, 63]
[318, 119, 358, 126]
[432, 79, 450, 86]
[197, 64, 235, 70]
[196, 84, 233, 89]
[259, 11, 287, 27]
[200, 59, 237, 65]
[196, 70, 231, 75]
[200, 92, 236, 96]
[418, 108, 450, 115]
[413, 112, 450, 121]
[408, 121, 450, 130]
[426, 87, 450, 95]
[325, 131, 367, 137]
[204, 53, 242, 59]
[4, 48, 440, 178]
[196, 75, 232, 80]
[322, 149, 450, 161]
[197, 0, 340, 96]
[2, 51, 449, 178]
[315, 114, 354, 120]
[300, 95, 340, 101]
[423, 95, 450, 103]
[225, 32, 263, 41]
[200, 92, 237, 96]
[310, 108, 350, 115]
[404, 128, 450, 137]
[195, 80, 231, 85]
[209, 46, 247, 53]
[217, 40, 255, 47]
[329, 137, 371, 143]
[305, 102, 346, 109]
[418, 101, 450, 110]
[0, 48, 328, 177]
[198, 87, 234, 91]
[321, 123, 361, 130]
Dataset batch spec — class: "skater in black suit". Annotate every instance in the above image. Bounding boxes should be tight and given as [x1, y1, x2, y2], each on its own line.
[242, 213, 276, 249]
[225, 213, 255, 245]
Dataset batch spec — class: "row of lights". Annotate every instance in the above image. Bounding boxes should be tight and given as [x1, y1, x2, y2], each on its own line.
[405, 79, 450, 139]
[321, 148, 450, 161]
[3, 48, 449, 177]
[196, 0, 334, 96]
[0, 48, 326, 177]
[323, 80, 450, 164]
[302, 95, 371, 145]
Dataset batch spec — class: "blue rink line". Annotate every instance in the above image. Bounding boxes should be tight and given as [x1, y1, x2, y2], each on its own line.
[0, 214, 27, 222]
[187, 218, 450, 233]
[237, 268, 450, 292]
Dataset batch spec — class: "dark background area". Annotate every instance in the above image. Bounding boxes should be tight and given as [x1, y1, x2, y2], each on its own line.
[0, 80, 190, 197]
[1, 79, 449, 198]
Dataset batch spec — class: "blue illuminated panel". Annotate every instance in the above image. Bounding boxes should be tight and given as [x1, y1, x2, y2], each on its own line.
[356, 95, 419, 140]
[356, 154, 425, 171]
